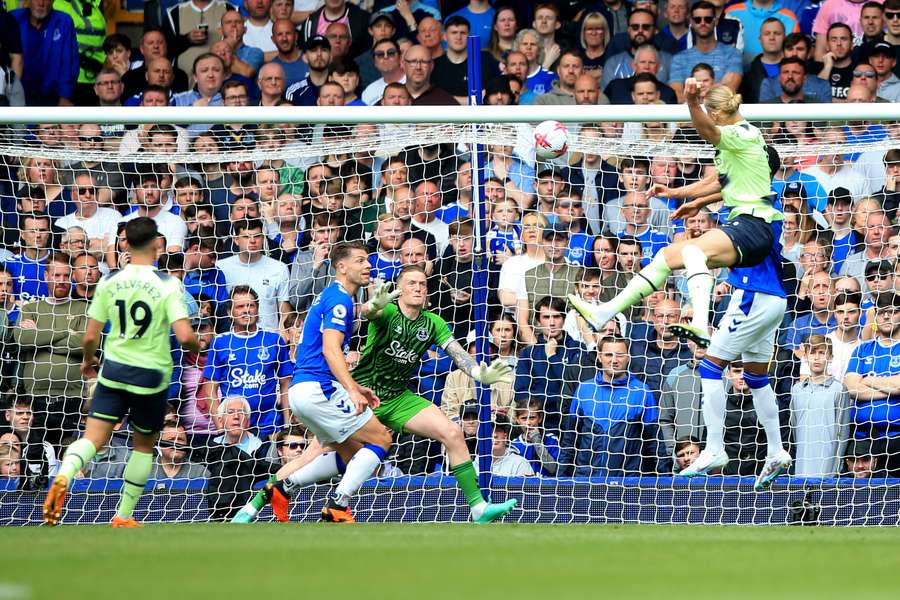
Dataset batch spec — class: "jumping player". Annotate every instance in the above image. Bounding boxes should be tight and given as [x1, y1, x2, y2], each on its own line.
[233, 265, 518, 523]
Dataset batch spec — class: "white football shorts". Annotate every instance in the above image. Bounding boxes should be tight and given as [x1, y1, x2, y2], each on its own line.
[707, 289, 786, 364]
[289, 380, 373, 445]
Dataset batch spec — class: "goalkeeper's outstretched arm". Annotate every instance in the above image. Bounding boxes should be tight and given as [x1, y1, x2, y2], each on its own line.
[445, 340, 515, 385]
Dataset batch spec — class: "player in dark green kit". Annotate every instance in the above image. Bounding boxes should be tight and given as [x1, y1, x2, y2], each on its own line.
[233, 265, 518, 524]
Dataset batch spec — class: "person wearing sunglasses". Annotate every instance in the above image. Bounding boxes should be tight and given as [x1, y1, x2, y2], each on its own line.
[362, 38, 404, 105]
[883, 0, 900, 51]
[668, 1, 743, 102]
[272, 425, 310, 464]
[601, 8, 673, 91]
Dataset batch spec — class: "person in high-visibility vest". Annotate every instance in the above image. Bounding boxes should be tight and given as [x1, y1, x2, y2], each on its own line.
[53, 0, 106, 105]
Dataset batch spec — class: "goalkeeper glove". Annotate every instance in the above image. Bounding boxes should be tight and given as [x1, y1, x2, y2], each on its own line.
[471, 360, 514, 385]
[366, 281, 400, 314]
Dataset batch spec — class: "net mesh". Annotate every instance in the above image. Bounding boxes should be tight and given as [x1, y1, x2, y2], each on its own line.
[1, 116, 899, 525]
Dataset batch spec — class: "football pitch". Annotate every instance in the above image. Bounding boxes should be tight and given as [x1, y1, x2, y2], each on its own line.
[4, 524, 900, 600]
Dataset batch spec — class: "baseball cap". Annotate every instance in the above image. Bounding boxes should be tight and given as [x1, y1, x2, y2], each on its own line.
[369, 10, 396, 27]
[847, 438, 873, 459]
[543, 222, 570, 239]
[782, 181, 804, 198]
[460, 403, 479, 419]
[866, 259, 895, 278]
[305, 35, 331, 52]
[870, 42, 894, 57]
[827, 186, 853, 205]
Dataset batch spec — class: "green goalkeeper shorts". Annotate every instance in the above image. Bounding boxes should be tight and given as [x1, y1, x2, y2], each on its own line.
[374, 390, 432, 433]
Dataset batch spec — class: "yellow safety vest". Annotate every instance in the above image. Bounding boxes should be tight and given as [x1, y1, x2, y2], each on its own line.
[53, 0, 106, 84]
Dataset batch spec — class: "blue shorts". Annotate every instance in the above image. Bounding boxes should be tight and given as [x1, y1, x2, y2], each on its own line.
[89, 382, 169, 434]
[719, 215, 775, 268]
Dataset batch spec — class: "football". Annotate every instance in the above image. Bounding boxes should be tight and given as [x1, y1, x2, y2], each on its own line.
[533, 120, 569, 159]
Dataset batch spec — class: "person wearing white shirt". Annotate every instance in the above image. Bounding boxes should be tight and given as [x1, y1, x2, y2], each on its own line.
[56, 172, 122, 257]
[119, 170, 188, 252]
[216, 218, 290, 331]
[243, 0, 277, 52]
[490, 422, 535, 477]
[497, 212, 547, 310]
[361, 38, 406, 105]
[802, 128, 871, 202]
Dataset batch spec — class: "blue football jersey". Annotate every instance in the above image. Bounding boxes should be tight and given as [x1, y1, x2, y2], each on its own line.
[566, 232, 596, 267]
[486, 225, 522, 256]
[204, 329, 292, 437]
[727, 220, 787, 299]
[292, 281, 355, 391]
[435, 203, 469, 224]
[5, 253, 49, 303]
[369, 254, 402, 282]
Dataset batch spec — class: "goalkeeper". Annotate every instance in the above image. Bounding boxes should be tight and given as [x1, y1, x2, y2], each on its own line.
[570, 81, 781, 349]
[233, 265, 518, 524]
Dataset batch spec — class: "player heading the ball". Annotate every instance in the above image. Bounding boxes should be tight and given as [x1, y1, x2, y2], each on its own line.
[43, 217, 201, 527]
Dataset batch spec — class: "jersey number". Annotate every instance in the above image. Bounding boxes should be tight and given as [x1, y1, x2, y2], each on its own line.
[115, 299, 153, 338]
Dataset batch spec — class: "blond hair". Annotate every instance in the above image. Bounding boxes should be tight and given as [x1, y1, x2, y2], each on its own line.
[704, 84, 742, 117]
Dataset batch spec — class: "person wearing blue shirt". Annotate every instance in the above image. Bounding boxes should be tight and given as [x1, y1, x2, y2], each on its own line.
[287, 35, 331, 106]
[617, 195, 670, 268]
[447, 1, 494, 47]
[844, 292, 900, 477]
[512, 398, 561, 476]
[5, 213, 52, 304]
[558, 335, 661, 477]
[724, 0, 800, 65]
[780, 270, 837, 352]
[12, 1, 78, 105]
[203, 286, 292, 439]
[668, 2, 744, 100]
[369, 215, 403, 282]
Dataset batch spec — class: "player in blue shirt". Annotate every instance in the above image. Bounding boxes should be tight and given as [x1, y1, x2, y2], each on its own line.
[237, 241, 392, 524]
[203, 286, 292, 439]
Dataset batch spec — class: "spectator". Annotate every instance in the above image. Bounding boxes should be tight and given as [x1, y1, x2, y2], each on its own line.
[659, 339, 708, 464]
[12, 0, 78, 106]
[844, 292, 900, 476]
[122, 28, 189, 98]
[514, 296, 585, 431]
[840, 210, 895, 288]
[55, 171, 120, 259]
[578, 10, 611, 77]
[498, 212, 547, 310]
[271, 425, 310, 465]
[659, 0, 690, 49]
[257, 62, 286, 105]
[287, 35, 331, 106]
[361, 39, 404, 106]
[513, 29, 556, 96]
[65, 125, 127, 205]
[530, 49, 584, 106]
[511, 398, 560, 476]
[781, 270, 836, 353]
[518, 225, 580, 342]
[630, 298, 694, 398]
[92, 68, 125, 111]
[603, 158, 671, 236]
[369, 214, 403, 282]
[217, 218, 290, 332]
[164, 0, 236, 76]
[410, 180, 449, 257]
[219, 9, 264, 82]
[298, 0, 371, 59]
[873, 149, 900, 221]
[813, 0, 872, 61]
[724, 0, 800, 65]
[601, 9, 672, 91]
[441, 315, 517, 421]
[432, 16, 499, 104]
[356, 11, 398, 88]
[123, 60, 178, 107]
[0, 2, 25, 107]
[617, 191, 669, 267]
[172, 52, 226, 116]
[858, 2, 887, 56]
[605, 45, 678, 104]
[447, 0, 494, 47]
[203, 285, 291, 439]
[329, 57, 362, 105]
[721, 364, 767, 476]
[120, 168, 188, 253]
[151, 422, 210, 479]
[791, 334, 851, 477]
[243, 0, 275, 53]
[870, 42, 900, 101]
[669, 1, 744, 100]
[269, 18, 307, 89]
[13, 253, 89, 447]
[758, 33, 832, 102]
[3, 395, 58, 484]
[6, 212, 53, 304]
[674, 437, 703, 473]
[741, 18, 787, 104]
[490, 419, 535, 476]
[844, 438, 881, 478]
[324, 22, 352, 60]
[815, 22, 854, 100]
[416, 16, 444, 60]
[803, 127, 871, 201]
[558, 335, 660, 477]
[71, 252, 101, 302]
[402, 44, 457, 105]
[183, 230, 228, 309]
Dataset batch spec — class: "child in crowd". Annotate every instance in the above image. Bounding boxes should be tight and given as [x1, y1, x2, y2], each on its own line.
[486, 198, 522, 265]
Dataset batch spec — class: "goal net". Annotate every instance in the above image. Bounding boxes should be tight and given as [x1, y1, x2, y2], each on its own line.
[1, 107, 899, 526]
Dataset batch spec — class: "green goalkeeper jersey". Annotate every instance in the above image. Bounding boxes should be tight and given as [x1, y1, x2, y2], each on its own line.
[353, 302, 454, 402]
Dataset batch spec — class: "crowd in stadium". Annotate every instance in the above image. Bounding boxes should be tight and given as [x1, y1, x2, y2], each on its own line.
[1, 0, 900, 512]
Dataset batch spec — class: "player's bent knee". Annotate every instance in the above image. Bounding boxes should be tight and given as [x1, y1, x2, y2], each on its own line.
[441, 422, 466, 450]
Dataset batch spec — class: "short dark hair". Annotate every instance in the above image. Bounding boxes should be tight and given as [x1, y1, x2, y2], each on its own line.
[632, 72, 660, 89]
[103, 33, 131, 54]
[876, 291, 900, 310]
[885, 148, 900, 165]
[599, 334, 630, 353]
[397, 264, 426, 282]
[535, 295, 567, 314]
[780, 56, 807, 71]
[444, 15, 471, 30]
[616, 233, 643, 252]
[833, 291, 862, 308]
[232, 218, 264, 236]
[230, 284, 259, 302]
[628, 8, 656, 22]
[827, 22, 852, 37]
[690, 1, 717, 14]
[125, 216, 159, 250]
[862, 1, 884, 11]
[783, 32, 810, 50]
[330, 240, 368, 264]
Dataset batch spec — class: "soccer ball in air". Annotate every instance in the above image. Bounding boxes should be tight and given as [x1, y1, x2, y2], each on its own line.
[533, 120, 569, 159]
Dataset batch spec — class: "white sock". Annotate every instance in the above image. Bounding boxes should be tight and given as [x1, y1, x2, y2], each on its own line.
[750, 385, 784, 456]
[682, 244, 713, 331]
[333, 446, 383, 506]
[471, 501, 488, 520]
[700, 377, 727, 454]
[282, 452, 342, 496]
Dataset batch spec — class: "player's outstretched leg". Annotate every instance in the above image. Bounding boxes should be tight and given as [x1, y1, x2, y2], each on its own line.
[404, 405, 517, 523]
[568, 252, 673, 333]
[667, 245, 714, 348]
[680, 358, 729, 477]
[745, 369, 792, 491]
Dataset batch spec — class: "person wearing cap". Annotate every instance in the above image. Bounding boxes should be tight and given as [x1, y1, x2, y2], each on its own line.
[873, 149, 900, 222]
[822, 186, 858, 275]
[355, 11, 398, 88]
[269, 18, 308, 89]
[859, 259, 896, 339]
[286, 35, 331, 106]
[298, 0, 372, 59]
[844, 291, 900, 477]
[844, 439, 880, 478]
[519, 224, 581, 339]
[869, 41, 900, 100]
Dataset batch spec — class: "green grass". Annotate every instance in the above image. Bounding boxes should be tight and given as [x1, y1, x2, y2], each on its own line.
[4, 524, 900, 600]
